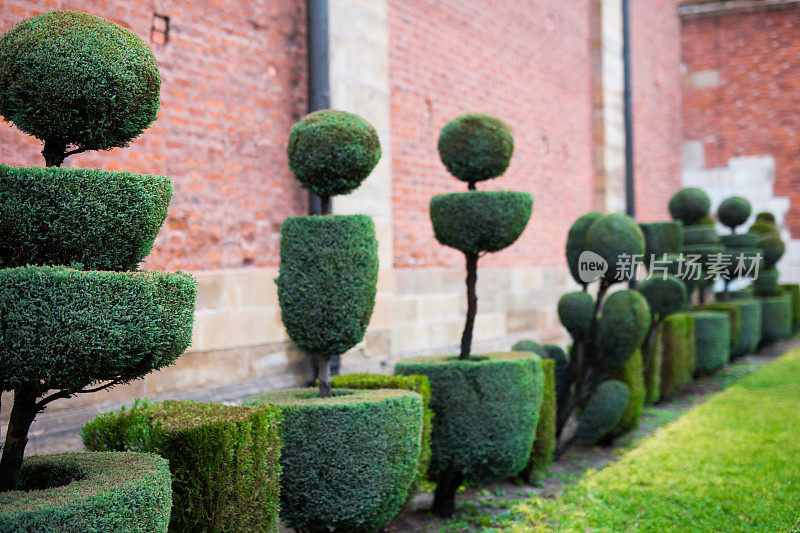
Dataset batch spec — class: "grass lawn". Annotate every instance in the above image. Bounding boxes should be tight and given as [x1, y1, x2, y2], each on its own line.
[511, 348, 800, 532]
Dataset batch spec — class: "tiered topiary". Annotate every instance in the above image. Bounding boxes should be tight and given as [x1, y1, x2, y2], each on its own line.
[0, 11, 197, 512]
[395, 114, 541, 518]
[81, 400, 283, 532]
[556, 213, 651, 445]
[716, 196, 762, 299]
[247, 110, 423, 531]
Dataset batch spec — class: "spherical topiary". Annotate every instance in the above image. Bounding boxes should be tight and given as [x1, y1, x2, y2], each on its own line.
[691, 311, 731, 374]
[511, 340, 543, 354]
[759, 236, 785, 269]
[717, 196, 751, 231]
[0, 11, 161, 162]
[638, 222, 683, 262]
[597, 290, 651, 369]
[585, 214, 646, 283]
[669, 187, 711, 225]
[287, 109, 381, 197]
[429, 191, 532, 254]
[437, 113, 514, 185]
[638, 275, 687, 317]
[558, 291, 595, 340]
[756, 212, 776, 225]
[574, 380, 629, 442]
[566, 212, 604, 285]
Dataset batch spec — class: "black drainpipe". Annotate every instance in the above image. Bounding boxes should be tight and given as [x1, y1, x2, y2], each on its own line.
[622, 0, 637, 288]
[306, 0, 329, 216]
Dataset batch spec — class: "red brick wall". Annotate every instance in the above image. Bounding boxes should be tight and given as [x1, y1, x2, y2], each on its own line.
[0, 0, 307, 270]
[632, 0, 683, 222]
[388, 0, 596, 269]
[682, 7, 800, 235]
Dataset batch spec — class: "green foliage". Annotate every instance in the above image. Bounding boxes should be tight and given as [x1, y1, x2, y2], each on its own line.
[574, 380, 629, 442]
[610, 349, 645, 437]
[81, 400, 282, 532]
[277, 215, 378, 357]
[694, 302, 740, 348]
[643, 323, 663, 405]
[669, 187, 711, 225]
[511, 340, 543, 354]
[0, 164, 172, 271]
[394, 352, 543, 485]
[778, 283, 800, 335]
[244, 388, 422, 532]
[682, 225, 721, 246]
[597, 290, 651, 369]
[514, 341, 572, 414]
[759, 236, 785, 269]
[695, 301, 758, 358]
[585, 214, 646, 283]
[566, 212, 604, 285]
[521, 358, 556, 483]
[659, 312, 696, 399]
[0, 452, 171, 532]
[638, 222, 683, 262]
[756, 212, 776, 225]
[754, 269, 779, 296]
[638, 275, 687, 317]
[691, 311, 731, 374]
[717, 196, 752, 230]
[718, 286, 754, 300]
[0, 11, 160, 154]
[0, 266, 196, 392]
[330, 373, 432, 493]
[720, 232, 760, 248]
[749, 221, 780, 239]
[761, 293, 793, 343]
[437, 113, 514, 184]
[557, 291, 594, 340]
[287, 109, 381, 197]
[429, 191, 532, 254]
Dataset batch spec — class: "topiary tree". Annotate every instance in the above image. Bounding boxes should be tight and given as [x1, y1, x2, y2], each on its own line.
[0, 11, 196, 495]
[556, 213, 651, 447]
[748, 212, 785, 297]
[716, 196, 761, 300]
[280, 109, 380, 398]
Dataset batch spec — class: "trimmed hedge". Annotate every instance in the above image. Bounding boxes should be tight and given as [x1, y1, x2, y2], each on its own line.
[81, 400, 282, 533]
[683, 226, 721, 246]
[566, 212, 604, 285]
[659, 312, 696, 399]
[643, 323, 663, 405]
[597, 290, 651, 369]
[760, 293, 793, 343]
[0, 11, 160, 154]
[520, 358, 556, 483]
[691, 311, 731, 375]
[277, 215, 378, 357]
[394, 352, 543, 485]
[720, 233, 760, 248]
[0, 165, 172, 271]
[693, 302, 741, 351]
[585, 214, 646, 283]
[778, 284, 800, 335]
[575, 380, 629, 442]
[287, 109, 381, 197]
[0, 266, 196, 392]
[754, 269, 779, 296]
[429, 191, 533, 254]
[437, 113, 514, 184]
[330, 373, 433, 492]
[696, 300, 761, 358]
[669, 187, 710, 225]
[610, 349, 645, 437]
[0, 452, 171, 532]
[639, 222, 683, 261]
[557, 291, 594, 340]
[759, 236, 785, 269]
[244, 388, 422, 532]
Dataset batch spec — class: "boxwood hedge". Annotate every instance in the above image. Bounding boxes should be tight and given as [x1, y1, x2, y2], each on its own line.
[610, 349, 645, 437]
[81, 400, 282, 532]
[760, 293, 793, 343]
[0, 452, 171, 532]
[696, 299, 761, 358]
[778, 283, 800, 335]
[244, 388, 422, 532]
[659, 312, 696, 399]
[691, 311, 731, 375]
[520, 358, 556, 483]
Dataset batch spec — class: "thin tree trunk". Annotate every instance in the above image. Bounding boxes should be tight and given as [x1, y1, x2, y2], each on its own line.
[0, 385, 39, 492]
[42, 139, 66, 167]
[317, 355, 332, 398]
[432, 468, 464, 518]
[459, 252, 479, 360]
[319, 195, 331, 215]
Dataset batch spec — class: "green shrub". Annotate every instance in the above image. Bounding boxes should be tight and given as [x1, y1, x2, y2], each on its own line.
[330, 373, 433, 491]
[718, 286, 755, 300]
[513, 341, 572, 413]
[638, 276, 688, 317]
[659, 312, 696, 399]
[287, 109, 381, 197]
[557, 291, 594, 340]
[778, 284, 800, 335]
[759, 236, 785, 269]
[394, 352, 543, 485]
[610, 349, 644, 437]
[756, 212, 776, 225]
[720, 233, 760, 248]
[585, 214, 646, 283]
[437, 113, 514, 185]
[643, 323, 663, 405]
[597, 290, 651, 369]
[691, 311, 731, 375]
[717, 196, 751, 231]
[244, 388, 422, 532]
[0, 11, 160, 165]
[683, 226, 721, 246]
[520, 358, 556, 483]
[669, 187, 710, 225]
[639, 222, 683, 261]
[277, 215, 378, 357]
[754, 269, 779, 296]
[693, 302, 740, 350]
[0, 452, 171, 532]
[566, 212, 604, 285]
[760, 293, 793, 343]
[696, 300, 761, 358]
[575, 380, 629, 442]
[0, 165, 172, 271]
[429, 191, 533, 253]
[82, 400, 282, 532]
[512, 339, 543, 353]
[0, 266, 196, 392]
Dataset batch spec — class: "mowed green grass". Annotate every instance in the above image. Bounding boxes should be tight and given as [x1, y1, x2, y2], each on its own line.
[512, 349, 800, 532]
